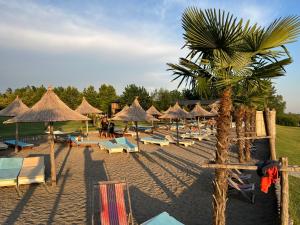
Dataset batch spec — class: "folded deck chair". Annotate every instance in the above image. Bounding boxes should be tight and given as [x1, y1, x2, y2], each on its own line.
[98, 180, 133, 225]
[114, 137, 138, 153]
[0, 157, 23, 194]
[4, 140, 34, 150]
[18, 156, 45, 186]
[140, 137, 169, 147]
[141, 212, 184, 225]
[164, 135, 194, 147]
[228, 169, 252, 184]
[228, 177, 255, 203]
[99, 141, 124, 154]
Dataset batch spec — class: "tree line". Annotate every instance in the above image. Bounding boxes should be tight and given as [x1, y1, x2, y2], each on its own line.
[0, 82, 288, 115]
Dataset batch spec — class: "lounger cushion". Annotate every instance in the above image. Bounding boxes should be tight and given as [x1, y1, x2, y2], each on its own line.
[18, 157, 45, 185]
[99, 141, 124, 153]
[4, 140, 34, 148]
[0, 158, 23, 187]
[141, 212, 184, 225]
[141, 137, 169, 145]
[114, 137, 138, 152]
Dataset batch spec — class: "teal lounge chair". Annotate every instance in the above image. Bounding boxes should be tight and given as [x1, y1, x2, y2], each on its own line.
[114, 137, 138, 153]
[99, 141, 124, 153]
[140, 137, 169, 147]
[141, 212, 184, 225]
[0, 157, 23, 193]
[4, 140, 34, 149]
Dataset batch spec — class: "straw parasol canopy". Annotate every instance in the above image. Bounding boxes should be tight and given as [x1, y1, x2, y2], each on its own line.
[159, 102, 190, 120]
[5, 87, 89, 185]
[163, 105, 173, 114]
[112, 98, 157, 123]
[113, 105, 129, 118]
[75, 97, 102, 135]
[159, 102, 190, 145]
[112, 97, 157, 151]
[210, 108, 219, 117]
[190, 103, 213, 118]
[0, 96, 29, 117]
[146, 105, 163, 116]
[6, 88, 89, 123]
[75, 97, 102, 115]
[0, 96, 29, 153]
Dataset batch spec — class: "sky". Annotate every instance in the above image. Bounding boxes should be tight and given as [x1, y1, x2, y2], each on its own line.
[0, 0, 299, 113]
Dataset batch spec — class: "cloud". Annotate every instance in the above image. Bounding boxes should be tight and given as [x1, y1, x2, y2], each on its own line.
[0, 0, 181, 59]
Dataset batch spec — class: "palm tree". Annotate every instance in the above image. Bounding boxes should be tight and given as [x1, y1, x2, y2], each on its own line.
[168, 8, 300, 225]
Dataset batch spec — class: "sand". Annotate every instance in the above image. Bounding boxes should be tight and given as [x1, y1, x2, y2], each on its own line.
[0, 130, 278, 225]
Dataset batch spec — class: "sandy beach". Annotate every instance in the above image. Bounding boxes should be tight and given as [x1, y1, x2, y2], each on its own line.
[0, 130, 278, 225]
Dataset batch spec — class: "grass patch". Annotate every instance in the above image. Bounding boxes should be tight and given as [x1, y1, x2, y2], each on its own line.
[276, 125, 300, 224]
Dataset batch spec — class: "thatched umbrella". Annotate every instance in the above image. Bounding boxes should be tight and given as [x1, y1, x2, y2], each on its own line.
[0, 96, 29, 152]
[113, 105, 129, 133]
[190, 103, 214, 132]
[75, 97, 102, 136]
[5, 87, 89, 185]
[146, 105, 162, 126]
[112, 98, 157, 151]
[159, 102, 190, 145]
[210, 108, 219, 117]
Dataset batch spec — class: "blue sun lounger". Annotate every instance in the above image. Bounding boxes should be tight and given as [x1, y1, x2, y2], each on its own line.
[140, 137, 169, 146]
[114, 137, 138, 153]
[68, 136, 100, 147]
[98, 141, 124, 154]
[4, 140, 34, 149]
[0, 157, 23, 193]
[141, 212, 184, 225]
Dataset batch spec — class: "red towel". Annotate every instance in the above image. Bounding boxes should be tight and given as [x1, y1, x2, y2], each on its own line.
[261, 167, 278, 193]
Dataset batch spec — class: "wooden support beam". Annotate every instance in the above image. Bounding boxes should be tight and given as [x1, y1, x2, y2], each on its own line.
[231, 136, 271, 141]
[199, 162, 300, 172]
[280, 157, 289, 225]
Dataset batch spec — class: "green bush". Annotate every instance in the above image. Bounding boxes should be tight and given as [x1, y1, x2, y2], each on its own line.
[276, 114, 300, 127]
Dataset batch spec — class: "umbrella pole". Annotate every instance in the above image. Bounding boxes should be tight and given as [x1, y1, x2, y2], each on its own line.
[135, 121, 140, 152]
[86, 120, 89, 137]
[49, 122, 56, 186]
[197, 117, 201, 135]
[15, 123, 19, 153]
[176, 120, 179, 145]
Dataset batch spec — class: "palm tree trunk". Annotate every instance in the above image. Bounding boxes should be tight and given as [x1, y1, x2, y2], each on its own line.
[244, 107, 251, 162]
[234, 106, 245, 163]
[213, 87, 232, 225]
[250, 107, 256, 140]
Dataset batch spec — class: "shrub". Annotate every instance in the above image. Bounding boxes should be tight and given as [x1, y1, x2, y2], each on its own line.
[276, 114, 300, 127]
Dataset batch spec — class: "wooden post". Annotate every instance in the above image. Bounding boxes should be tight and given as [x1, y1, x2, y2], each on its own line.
[281, 157, 289, 225]
[15, 123, 19, 153]
[49, 122, 56, 185]
[176, 120, 179, 145]
[135, 121, 140, 152]
[264, 108, 277, 160]
[86, 120, 89, 137]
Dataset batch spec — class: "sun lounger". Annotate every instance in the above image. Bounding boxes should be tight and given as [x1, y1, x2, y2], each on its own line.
[18, 157, 45, 186]
[68, 135, 100, 147]
[114, 137, 138, 153]
[164, 135, 194, 147]
[140, 137, 169, 147]
[228, 169, 252, 184]
[0, 157, 23, 193]
[0, 142, 8, 150]
[4, 140, 34, 150]
[228, 177, 255, 203]
[98, 180, 134, 225]
[99, 141, 124, 153]
[141, 212, 184, 225]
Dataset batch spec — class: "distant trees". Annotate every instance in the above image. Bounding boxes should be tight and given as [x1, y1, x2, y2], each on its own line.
[54, 86, 82, 110]
[151, 88, 183, 110]
[98, 84, 118, 113]
[120, 84, 151, 109]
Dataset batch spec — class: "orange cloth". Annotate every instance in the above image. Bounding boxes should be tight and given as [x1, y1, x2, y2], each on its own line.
[261, 167, 278, 193]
